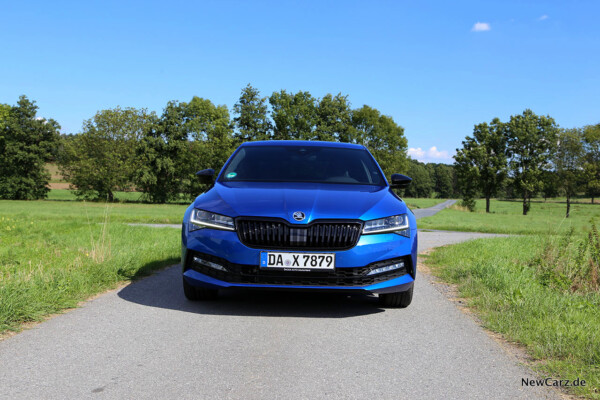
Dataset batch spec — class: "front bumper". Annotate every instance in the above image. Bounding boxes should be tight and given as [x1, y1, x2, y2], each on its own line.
[184, 268, 414, 294]
[182, 225, 418, 294]
[183, 251, 414, 294]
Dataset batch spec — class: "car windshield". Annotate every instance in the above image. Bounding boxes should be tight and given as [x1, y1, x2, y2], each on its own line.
[219, 145, 386, 186]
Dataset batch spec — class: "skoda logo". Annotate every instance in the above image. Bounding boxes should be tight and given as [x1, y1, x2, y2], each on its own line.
[292, 211, 306, 221]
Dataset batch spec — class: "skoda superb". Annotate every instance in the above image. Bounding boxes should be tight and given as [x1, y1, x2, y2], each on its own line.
[181, 141, 417, 307]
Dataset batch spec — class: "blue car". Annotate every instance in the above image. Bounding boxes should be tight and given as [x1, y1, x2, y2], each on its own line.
[181, 140, 417, 307]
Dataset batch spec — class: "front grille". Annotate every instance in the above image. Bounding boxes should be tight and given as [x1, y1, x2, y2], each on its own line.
[188, 252, 409, 287]
[236, 218, 363, 250]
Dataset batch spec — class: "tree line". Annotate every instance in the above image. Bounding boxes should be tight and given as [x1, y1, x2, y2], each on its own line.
[455, 109, 600, 216]
[6, 88, 594, 211]
[402, 159, 459, 199]
[1, 85, 416, 202]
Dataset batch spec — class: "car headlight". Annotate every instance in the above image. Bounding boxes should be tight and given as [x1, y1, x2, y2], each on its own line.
[362, 214, 410, 237]
[189, 209, 235, 232]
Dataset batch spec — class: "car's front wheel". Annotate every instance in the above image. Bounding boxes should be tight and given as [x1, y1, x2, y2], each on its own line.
[183, 277, 219, 301]
[379, 286, 413, 308]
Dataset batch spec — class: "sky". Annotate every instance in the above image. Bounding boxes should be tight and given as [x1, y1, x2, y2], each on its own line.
[2, 0, 599, 164]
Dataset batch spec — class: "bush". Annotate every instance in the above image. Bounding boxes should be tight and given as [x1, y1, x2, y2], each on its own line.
[460, 197, 477, 212]
[532, 222, 600, 293]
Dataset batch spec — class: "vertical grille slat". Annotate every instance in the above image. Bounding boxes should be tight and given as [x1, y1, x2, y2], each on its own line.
[342, 225, 350, 244]
[236, 219, 362, 250]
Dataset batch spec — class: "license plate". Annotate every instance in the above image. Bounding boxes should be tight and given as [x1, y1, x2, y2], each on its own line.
[260, 252, 335, 271]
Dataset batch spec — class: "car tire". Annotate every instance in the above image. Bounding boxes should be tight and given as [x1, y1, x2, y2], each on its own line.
[379, 286, 413, 308]
[183, 277, 218, 301]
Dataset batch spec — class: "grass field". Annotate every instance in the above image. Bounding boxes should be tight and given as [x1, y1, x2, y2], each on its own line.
[425, 236, 600, 399]
[0, 200, 187, 333]
[403, 198, 447, 209]
[418, 199, 599, 235]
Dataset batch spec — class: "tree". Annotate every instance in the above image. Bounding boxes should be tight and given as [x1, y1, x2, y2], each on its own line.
[403, 159, 434, 198]
[136, 97, 234, 202]
[185, 97, 233, 165]
[555, 128, 584, 217]
[269, 90, 317, 140]
[505, 109, 558, 215]
[135, 101, 192, 203]
[315, 93, 355, 142]
[60, 107, 155, 201]
[583, 124, 600, 203]
[0, 96, 60, 200]
[233, 84, 271, 143]
[0, 103, 9, 128]
[181, 97, 234, 199]
[454, 118, 507, 212]
[351, 105, 408, 178]
[433, 164, 454, 198]
[453, 147, 480, 211]
[540, 170, 560, 200]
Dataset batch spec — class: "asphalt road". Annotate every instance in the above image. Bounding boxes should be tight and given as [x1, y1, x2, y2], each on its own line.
[0, 201, 559, 399]
[412, 199, 457, 219]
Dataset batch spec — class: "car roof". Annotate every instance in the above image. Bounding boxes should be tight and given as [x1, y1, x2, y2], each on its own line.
[240, 140, 366, 150]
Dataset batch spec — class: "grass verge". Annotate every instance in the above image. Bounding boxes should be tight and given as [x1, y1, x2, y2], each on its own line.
[425, 235, 600, 399]
[418, 199, 600, 235]
[0, 200, 184, 334]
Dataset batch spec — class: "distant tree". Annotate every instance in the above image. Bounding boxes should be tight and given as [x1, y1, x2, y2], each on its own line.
[315, 93, 355, 142]
[134, 97, 234, 203]
[59, 107, 155, 201]
[583, 124, 600, 203]
[135, 101, 191, 203]
[540, 170, 560, 200]
[184, 96, 234, 168]
[453, 147, 480, 211]
[555, 128, 584, 217]
[403, 159, 434, 198]
[0, 96, 60, 200]
[433, 164, 454, 198]
[233, 84, 271, 143]
[269, 90, 317, 140]
[502, 177, 517, 199]
[0, 103, 9, 128]
[454, 118, 507, 213]
[505, 109, 558, 215]
[351, 105, 408, 178]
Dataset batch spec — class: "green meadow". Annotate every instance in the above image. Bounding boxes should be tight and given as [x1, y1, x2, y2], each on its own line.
[418, 199, 599, 235]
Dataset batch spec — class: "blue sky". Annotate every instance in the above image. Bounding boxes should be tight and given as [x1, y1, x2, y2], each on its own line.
[2, 1, 599, 163]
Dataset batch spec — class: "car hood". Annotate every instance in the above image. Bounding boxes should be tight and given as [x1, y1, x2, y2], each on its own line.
[193, 182, 408, 223]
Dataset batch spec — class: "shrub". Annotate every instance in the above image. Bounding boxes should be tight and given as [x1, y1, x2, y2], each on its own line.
[532, 222, 600, 293]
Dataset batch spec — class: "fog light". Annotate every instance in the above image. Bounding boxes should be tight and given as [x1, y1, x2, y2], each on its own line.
[367, 261, 405, 276]
[193, 256, 227, 272]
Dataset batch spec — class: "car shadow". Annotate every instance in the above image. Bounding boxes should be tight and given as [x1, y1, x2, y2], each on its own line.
[117, 263, 385, 318]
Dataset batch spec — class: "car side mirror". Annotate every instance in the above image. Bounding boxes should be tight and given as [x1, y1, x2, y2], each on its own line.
[390, 173, 412, 189]
[196, 168, 215, 184]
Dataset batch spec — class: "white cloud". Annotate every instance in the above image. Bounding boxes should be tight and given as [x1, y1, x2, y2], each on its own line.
[408, 146, 454, 163]
[471, 22, 491, 32]
[407, 147, 425, 159]
[539, 14, 549, 21]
